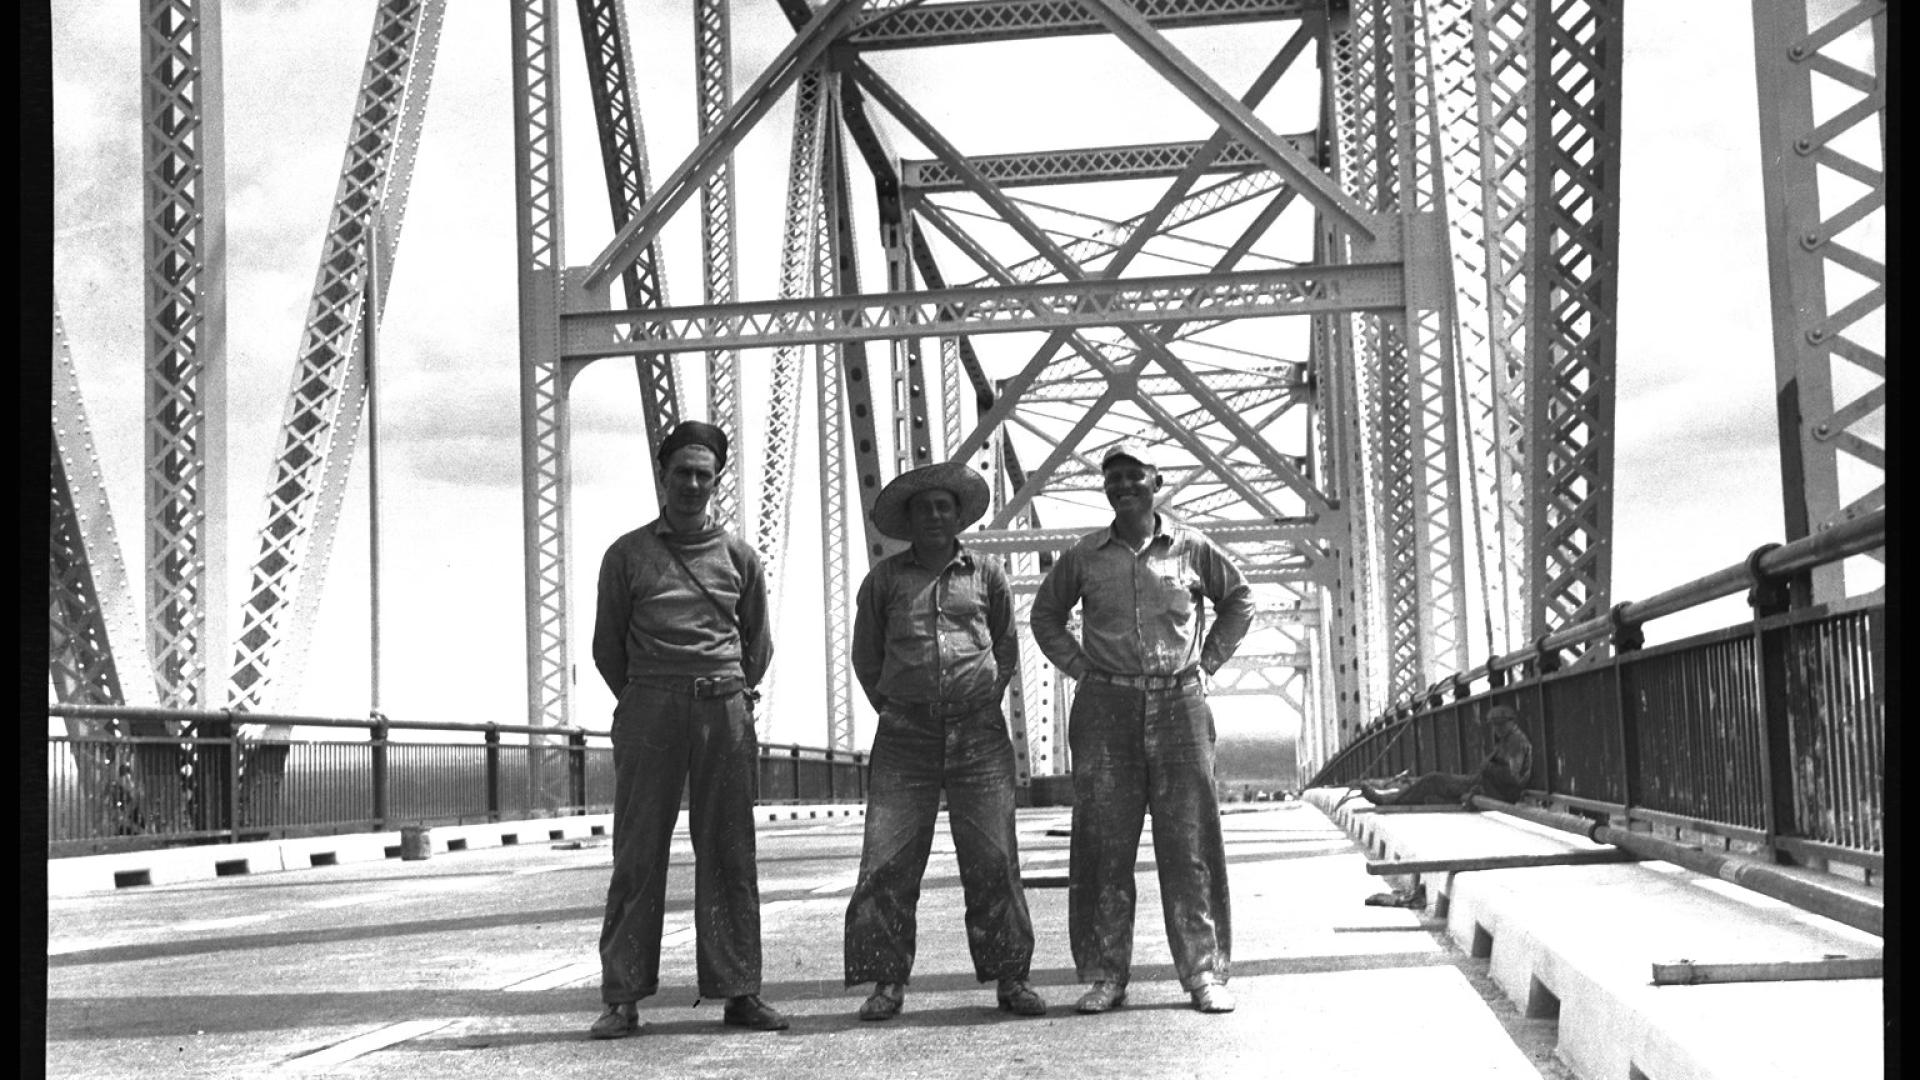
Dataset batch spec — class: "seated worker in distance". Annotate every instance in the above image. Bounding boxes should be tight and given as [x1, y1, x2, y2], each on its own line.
[1355, 705, 1532, 807]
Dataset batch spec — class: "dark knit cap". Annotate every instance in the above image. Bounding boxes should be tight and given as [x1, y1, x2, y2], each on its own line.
[657, 420, 729, 470]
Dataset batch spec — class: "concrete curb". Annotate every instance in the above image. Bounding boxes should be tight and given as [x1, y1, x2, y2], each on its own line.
[1304, 787, 1883, 1080]
[48, 803, 866, 897]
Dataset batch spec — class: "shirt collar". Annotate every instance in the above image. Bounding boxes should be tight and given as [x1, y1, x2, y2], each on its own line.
[1097, 513, 1175, 551]
[905, 542, 974, 573]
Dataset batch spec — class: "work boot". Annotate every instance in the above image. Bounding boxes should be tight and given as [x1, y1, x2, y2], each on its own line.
[1190, 979, 1236, 1014]
[1074, 980, 1128, 1014]
[722, 994, 790, 1031]
[859, 982, 905, 1021]
[588, 1002, 639, 1039]
[995, 977, 1048, 1017]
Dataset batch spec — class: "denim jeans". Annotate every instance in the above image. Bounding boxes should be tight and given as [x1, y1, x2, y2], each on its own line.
[599, 683, 763, 1003]
[1067, 679, 1231, 990]
[844, 701, 1035, 986]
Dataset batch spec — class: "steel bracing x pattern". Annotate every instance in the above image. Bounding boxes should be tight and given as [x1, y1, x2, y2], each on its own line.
[1752, 0, 1885, 604]
[54, 307, 184, 833]
[576, 0, 681, 457]
[697, 0, 744, 531]
[53, 308, 155, 713]
[899, 135, 1314, 192]
[511, 0, 573, 745]
[142, 0, 227, 713]
[850, 0, 1306, 50]
[1392, 0, 1472, 686]
[1522, 0, 1621, 643]
[816, 117, 859, 751]
[563, 263, 1402, 357]
[228, 0, 443, 714]
[1425, 0, 1521, 658]
[746, 65, 833, 727]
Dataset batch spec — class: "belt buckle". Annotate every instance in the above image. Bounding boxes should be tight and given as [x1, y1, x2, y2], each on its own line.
[693, 676, 716, 697]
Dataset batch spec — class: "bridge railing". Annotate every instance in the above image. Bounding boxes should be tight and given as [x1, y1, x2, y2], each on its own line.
[45, 708, 869, 857]
[1307, 508, 1885, 883]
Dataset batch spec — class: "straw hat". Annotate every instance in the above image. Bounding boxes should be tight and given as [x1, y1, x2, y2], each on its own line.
[871, 461, 991, 541]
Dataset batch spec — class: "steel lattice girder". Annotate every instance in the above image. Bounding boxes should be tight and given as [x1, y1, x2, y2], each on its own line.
[561, 264, 1403, 357]
[1752, 0, 1885, 605]
[575, 0, 681, 461]
[1520, 0, 1623, 643]
[142, 0, 228, 713]
[228, 0, 444, 714]
[510, 0, 575, 781]
[696, 0, 744, 532]
[816, 118, 860, 751]
[849, 0, 1308, 50]
[898, 134, 1316, 192]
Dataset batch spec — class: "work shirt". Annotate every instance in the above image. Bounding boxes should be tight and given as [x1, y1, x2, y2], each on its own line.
[591, 519, 774, 695]
[852, 544, 1017, 710]
[1030, 514, 1253, 680]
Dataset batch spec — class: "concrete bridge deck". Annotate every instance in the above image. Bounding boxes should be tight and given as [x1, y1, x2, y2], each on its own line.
[42, 800, 1881, 1079]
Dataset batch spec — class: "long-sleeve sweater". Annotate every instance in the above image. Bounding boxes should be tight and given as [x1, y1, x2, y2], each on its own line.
[591, 519, 773, 696]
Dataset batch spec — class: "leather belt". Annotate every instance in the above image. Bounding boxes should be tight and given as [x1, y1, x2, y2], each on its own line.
[892, 698, 994, 719]
[628, 674, 746, 699]
[1082, 668, 1201, 691]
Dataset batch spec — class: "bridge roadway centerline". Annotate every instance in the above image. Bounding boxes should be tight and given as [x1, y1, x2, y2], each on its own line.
[44, 805, 1568, 1080]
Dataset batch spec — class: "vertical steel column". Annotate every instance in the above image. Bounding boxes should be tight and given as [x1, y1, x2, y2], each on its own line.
[817, 112, 862, 750]
[1751, 0, 1886, 605]
[1523, 0, 1622, 644]
[510, 0, 573, 811]
[696, 0, 744, 531]
[1469, 0, 1536, 655]
[1389, 0, 1472, 681]
[141, 0, 227, 715]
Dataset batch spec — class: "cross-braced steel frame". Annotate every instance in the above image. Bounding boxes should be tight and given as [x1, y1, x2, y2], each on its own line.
[55, 0, 1880, 801]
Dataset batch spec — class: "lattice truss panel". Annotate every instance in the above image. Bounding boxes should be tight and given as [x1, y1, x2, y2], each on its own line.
[142, 0, 227, 713]
[228, 0, 444, 714]
[1752, 0, 1884, 603]
[545, 0, 1434, 761]
[1518, 0, 1621, 645]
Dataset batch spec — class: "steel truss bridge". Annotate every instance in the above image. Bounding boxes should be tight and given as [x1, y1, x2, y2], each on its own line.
[50, 1, 1884, 827]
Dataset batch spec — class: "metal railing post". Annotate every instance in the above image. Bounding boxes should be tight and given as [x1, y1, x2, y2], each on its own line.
[1609, 603, 1644, 824]
[568, 729, 587, 814]
[485, 725, 502, 822]
[371, 715, 390, 829]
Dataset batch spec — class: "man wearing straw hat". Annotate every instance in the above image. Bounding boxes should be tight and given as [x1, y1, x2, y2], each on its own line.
[843, 460, 1049, 1022]
[1030, 440, 1254, 1016]
[586, 421, 787, 1039]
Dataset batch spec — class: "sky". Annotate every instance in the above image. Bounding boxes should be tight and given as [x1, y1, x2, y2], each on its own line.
[48, 0, 1881, 754]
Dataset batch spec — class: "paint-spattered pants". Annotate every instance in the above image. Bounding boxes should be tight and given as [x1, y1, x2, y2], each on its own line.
[599, 682, 763, 1004]
[844, 701, 1035, 986]
[1068, 679, 1230, 991]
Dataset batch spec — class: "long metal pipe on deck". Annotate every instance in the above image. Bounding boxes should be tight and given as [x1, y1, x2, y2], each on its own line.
[1469, 796, 1883, 937]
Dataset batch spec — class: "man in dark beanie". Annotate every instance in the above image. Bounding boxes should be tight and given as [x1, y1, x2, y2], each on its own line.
[586, 419, 786, 1038]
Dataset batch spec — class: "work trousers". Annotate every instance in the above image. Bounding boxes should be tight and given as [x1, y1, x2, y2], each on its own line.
[599, 682, 763, 1004]
[1067, 679, 1231, 991]
[844, 701, 1035, 986]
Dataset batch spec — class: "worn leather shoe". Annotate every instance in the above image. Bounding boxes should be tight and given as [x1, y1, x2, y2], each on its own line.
[996, 978, 1048, 1017]
[859, 982, 906, 1021]
[1190, 980, 1237, 1013]
[1074, 981, 1128, 1014]
[588, 1002, 639, 1039]
[723, 994, 790, 1031]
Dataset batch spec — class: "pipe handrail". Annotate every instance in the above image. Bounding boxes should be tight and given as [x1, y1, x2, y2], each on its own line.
[1391, 507, 1884, 713]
